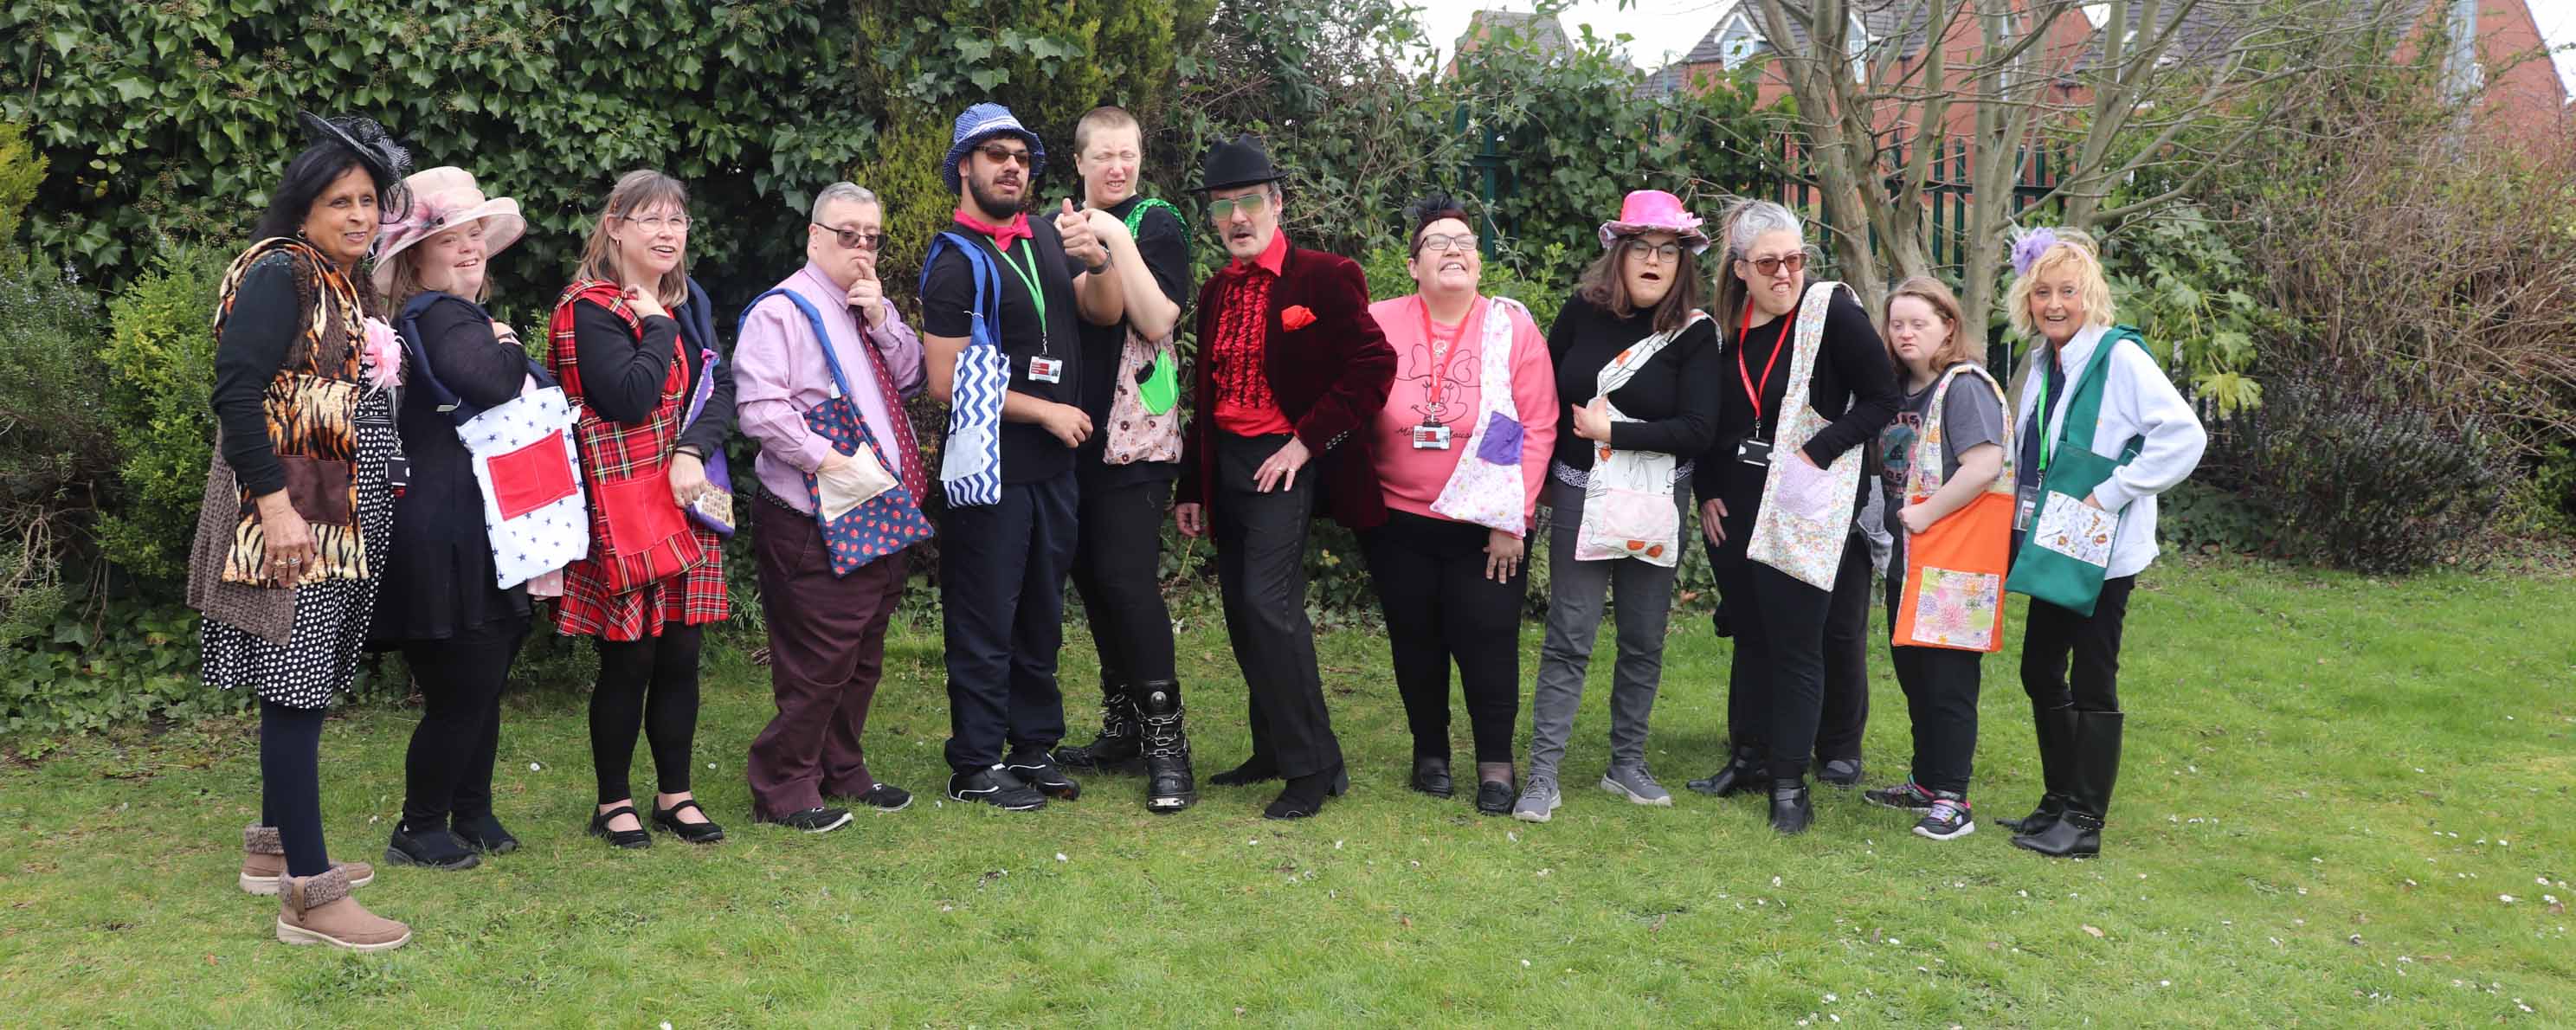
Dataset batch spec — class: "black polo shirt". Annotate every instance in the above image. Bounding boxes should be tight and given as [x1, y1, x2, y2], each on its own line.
[924, 214, 1086, 484]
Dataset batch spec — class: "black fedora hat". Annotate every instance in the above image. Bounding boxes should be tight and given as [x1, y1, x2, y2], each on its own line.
[1191, 133, 1288, 193]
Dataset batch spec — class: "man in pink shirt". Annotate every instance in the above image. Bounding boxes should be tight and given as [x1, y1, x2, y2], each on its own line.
[734, 182, 928, 833]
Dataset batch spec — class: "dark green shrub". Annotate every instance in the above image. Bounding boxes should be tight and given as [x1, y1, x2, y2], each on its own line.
[95, 243, 228, 583]
[0, 256, 115, 641]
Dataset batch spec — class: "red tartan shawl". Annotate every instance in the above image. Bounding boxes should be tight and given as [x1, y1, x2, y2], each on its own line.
[545, 279, 705, 591]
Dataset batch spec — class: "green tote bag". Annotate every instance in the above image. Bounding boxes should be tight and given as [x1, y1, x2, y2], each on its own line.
[2004, 327, 2147, 617]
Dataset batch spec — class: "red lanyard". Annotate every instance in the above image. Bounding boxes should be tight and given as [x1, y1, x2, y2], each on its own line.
[1420, 296, 1470, 417]
[1736, 297, 1789, 432]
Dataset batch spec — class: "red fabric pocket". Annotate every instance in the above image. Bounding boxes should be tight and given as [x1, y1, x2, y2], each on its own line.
[487, 428, 579, 520]
[596, 469, 690, 570]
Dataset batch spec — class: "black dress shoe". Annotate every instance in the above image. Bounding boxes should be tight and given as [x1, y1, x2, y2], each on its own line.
[1410, 756, 1454, 798]
[1769, 779, 1814, 835]
[947, 767, 1047, 811]
[1475, 779, 1517, 815]
[1004, 749, 1082, 801]
[1686, 746, 1764, 797]
[759, 807, 853, 834]
[1209, 756, 1279, 787]
[588, 805, 652, 849]
[1816, 756, 1864, 788]
[651, 799, 726, 844]
[384, 823, 481, 870]
[1263, 765, 1341, 820]
[452, 814, 520, 855]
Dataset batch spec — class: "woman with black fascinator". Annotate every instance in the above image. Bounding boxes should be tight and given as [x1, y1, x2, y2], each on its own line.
[191, 111, 416, 950]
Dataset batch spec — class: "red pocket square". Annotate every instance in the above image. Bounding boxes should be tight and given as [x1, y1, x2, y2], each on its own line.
[1281, 305, 1317, 331]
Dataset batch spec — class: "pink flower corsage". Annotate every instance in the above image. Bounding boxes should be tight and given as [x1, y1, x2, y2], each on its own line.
[360, 316, 403, 390]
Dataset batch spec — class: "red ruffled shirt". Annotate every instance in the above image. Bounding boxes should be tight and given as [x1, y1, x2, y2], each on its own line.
[1208, 229, 1296, 436]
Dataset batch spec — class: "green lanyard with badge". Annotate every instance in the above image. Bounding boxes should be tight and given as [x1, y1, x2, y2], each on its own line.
[989, 238, 1061, 384]
[2004, 325, 2149, 616]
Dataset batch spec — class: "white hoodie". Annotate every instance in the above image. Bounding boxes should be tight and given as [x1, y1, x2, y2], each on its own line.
[2013, 324, 2209, 580]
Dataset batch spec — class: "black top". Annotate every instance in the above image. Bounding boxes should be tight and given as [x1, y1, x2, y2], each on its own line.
[1075, 196, 1190, 490]
[1545, 294, 1723, 473]
[209, 254, 304, 498]
[2017, 345, 2069, 486]
[570, 292, 735, 456]
[370, 293, 532, 643]
[1698, 286, 1900, 502]
[923, 214, 1088, 484]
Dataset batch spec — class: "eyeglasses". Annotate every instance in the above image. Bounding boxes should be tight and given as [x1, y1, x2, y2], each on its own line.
[621, 213, 692, 233]
[1208, 192, 1272, 221]
[1742, 253, 1807, 277]
[812, 222, 885, 251]
[1416, 233, 1479, 254]
[978, 144, 1034, 168]
[1626, 241, 1684, 262]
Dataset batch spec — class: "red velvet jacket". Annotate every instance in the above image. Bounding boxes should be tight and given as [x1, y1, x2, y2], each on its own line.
[1177, 244, 1396, 529]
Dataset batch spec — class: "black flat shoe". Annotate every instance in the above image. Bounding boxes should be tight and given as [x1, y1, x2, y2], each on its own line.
[1410, 756, 1454, 798]
[1475, 779, 1517, 815]
[452, 814, 520, 855]
[1004, 749, 1082, 801]
[589, 805, 652, 849]
[853, 783, 913, 812]
[1769, 779, 1814, 835]
[1685, 745, 1765, 797]
[1816, 756, 1864, 789]
[384, 823, 480, 870]
[1209, 756, 1279, 787]
[651, 799, 726, 844]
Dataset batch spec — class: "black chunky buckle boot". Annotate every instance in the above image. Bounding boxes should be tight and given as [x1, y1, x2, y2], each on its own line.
[1136, 681, 1197, 814]
[1053, 679, 1141, 773]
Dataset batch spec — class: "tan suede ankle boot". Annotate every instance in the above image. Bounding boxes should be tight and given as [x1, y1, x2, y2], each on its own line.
[274, 866, 409, 951]
[239, 824, 374, 896]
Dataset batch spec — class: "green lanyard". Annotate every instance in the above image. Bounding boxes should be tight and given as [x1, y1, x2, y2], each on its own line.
[993, 238, 1048, 345]
[2035, 357, 2058, 475]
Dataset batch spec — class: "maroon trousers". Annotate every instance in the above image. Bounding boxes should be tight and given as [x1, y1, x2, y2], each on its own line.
[747, 500, 908, 820]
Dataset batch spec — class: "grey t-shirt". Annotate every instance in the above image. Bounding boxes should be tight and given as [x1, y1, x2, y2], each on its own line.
[1879, 365, 2006, 532]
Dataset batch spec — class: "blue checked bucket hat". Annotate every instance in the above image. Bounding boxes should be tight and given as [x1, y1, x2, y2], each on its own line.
[942, 102, 1046, 192]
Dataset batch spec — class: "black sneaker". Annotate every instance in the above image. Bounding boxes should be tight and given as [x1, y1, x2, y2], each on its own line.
[1913, 795, 1974, 841]
[761, 807, 854, 834]
[384, 823, 480, 870]
[1003, 749, 1082, 801]
[452, 813, 520, 855]
[852, 783, 912, 812]
[1475, 779, 1517, 815]
[947, 767, 1047, 811]
[1864, 779, 1940, 811]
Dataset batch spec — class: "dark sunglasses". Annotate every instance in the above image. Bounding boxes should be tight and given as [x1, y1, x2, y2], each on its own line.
[812, 222, 886, 251]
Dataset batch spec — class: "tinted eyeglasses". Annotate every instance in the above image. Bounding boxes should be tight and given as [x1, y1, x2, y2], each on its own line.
[812, 222, 886, 251]
[1742, 253, 1807, 277]
[1208, 192, 1272, 221]
[978, 144, 1034, 168]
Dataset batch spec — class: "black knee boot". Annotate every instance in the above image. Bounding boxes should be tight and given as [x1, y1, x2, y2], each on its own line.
[1053, 678, 1141, 772]
[2013, 710, 2121, 858]
[1136, 680, 1195, 814]
[1998, 702, 2076, 833]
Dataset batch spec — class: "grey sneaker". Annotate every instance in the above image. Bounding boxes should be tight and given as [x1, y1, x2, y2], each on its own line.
[1511, 776, 1562, 823]
[1600, 763, 1673, 806]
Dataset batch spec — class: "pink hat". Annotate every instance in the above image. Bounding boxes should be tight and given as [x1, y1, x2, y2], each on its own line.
[370, 166, 525, 294]
[1597, 190, 1710, 254]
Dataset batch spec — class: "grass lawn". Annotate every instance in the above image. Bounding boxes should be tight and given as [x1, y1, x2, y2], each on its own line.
[3, 559, 2572, 1026]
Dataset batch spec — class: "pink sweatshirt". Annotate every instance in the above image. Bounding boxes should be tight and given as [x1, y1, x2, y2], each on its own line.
[1365, 293, 1558, 536]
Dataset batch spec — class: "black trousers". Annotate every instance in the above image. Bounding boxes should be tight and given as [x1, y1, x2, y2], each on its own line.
[2021, 574, 2135, 712]
[261, 699, 330, 878]
[400, 616, 529, 828]
[590, 624, 705, 804]
[1818, 531, 1874, 762]
[1884, 535, 1981, 794]
[1708, 460, 1854, 781]
[1213, 433, 1343, 779]
[1070, 476, 1178, 689]
[1361, 510, 1525, 765]
[939, 471, 1079, 773]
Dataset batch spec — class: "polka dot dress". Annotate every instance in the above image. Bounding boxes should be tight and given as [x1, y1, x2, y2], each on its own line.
[201, 388, 398, 708]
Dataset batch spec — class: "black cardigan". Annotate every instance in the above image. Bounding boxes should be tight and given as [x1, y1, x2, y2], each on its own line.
[1697, 287, 1899, 501]
[370, 294, 534, 643]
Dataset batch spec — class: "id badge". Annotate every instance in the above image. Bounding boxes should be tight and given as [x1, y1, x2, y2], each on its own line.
[384, 455, 412, 498]
[1027, 355, 1063, 383]
[2016, 484, 2039, 531]
[1736, 436, 1773, 467]
[1411, 422, 1452, 450]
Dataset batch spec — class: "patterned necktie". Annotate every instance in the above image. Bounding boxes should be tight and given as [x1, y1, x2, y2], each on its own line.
[854, 312, 927, 503]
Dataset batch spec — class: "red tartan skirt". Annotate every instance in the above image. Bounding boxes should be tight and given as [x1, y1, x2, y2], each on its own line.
[555, 526, 729, 642]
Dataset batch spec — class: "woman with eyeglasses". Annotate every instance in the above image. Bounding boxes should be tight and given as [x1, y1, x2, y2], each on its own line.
[1690, 198, 1899, 834]
[1361, 195, 1557, 814]
[548, 169, 737, 849]
[1512, 190, 1719, 823]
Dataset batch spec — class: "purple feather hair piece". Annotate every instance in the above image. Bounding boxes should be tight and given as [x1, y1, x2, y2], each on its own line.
[2010, 227, 2061, 277]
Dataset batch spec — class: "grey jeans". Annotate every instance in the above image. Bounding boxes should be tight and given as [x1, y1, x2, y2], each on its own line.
[1527, 477, 1687, 778]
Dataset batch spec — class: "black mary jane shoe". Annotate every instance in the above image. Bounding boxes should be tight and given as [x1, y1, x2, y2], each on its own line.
[1410, 756, 1455, 798]
[650, 798, 727, 844]
[453, 814, 521, 855]
[1475, 779, 1517, 815]
[589, 805, 653, 850]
